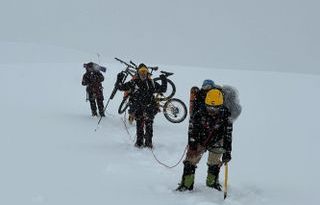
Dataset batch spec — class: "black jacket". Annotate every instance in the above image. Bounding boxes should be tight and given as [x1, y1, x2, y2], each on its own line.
[118, 77, 167, 108]
[82, 71, 104, 95]
[188, 106, 233, 152]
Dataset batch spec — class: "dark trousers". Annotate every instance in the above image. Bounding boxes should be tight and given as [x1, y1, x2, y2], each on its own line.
[135, 106, 156, 146]
[89, 98, 104, 114]
[88, 90, 104, 114]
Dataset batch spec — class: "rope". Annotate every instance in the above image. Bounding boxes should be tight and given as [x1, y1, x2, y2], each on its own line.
[121, 111, 136, 142]
[150, 145, 188, 169]
[120, 111, 187, 169]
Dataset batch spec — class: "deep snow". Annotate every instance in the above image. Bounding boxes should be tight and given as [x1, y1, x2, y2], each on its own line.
[0, 46, 319, 204]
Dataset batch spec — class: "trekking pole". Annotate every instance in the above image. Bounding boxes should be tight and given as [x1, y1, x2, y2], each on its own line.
[94, 84, 119, 131]
[224, 163, 228, 199]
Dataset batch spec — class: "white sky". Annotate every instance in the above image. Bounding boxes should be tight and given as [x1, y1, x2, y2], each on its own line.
[0, 0, 319, 74]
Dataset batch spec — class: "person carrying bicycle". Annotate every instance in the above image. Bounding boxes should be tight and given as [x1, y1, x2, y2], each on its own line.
[116, 63, 167, 148]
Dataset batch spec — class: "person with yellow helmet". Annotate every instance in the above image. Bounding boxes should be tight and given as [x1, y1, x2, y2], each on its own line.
[176, 88, 233, 192]
[189, 79, 223, 117]
[116, 63, 167, 148]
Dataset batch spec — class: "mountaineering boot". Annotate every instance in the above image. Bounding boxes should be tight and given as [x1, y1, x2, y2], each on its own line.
[206, 164, 222, 191]
[134, 142, 143, 148]
[135, 135, 144, 148]
[144, 136, 153, 149]
[91, 110, 98, 117]
[135, 133, 144, 148]
[99, 111, 105, 117]
[176, 161, 196, 191]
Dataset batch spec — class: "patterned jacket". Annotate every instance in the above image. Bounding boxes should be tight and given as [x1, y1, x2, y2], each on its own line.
[188, 107, 233, 153]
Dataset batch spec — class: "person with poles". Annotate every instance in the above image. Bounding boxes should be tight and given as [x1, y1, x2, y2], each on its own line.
[115, 63, 167, 148]
[82, 62, 105, 117]
[176, 87, 235, 192]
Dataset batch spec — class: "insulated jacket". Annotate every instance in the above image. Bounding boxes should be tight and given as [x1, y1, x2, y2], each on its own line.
[82, 71, 104, 98]
[188, 107, 233, 152]
[118, 77, 167, 108]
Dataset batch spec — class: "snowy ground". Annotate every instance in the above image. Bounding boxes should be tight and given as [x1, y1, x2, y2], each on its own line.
[0, 47, 319, 205]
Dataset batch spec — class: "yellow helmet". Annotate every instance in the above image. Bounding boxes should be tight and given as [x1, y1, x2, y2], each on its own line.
[205, 89, 224, 106]
[138, 66, 148, 75]
[138, 66, 148, 80]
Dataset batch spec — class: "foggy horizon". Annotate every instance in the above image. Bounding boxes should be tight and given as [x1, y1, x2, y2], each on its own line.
[1, 0, 319, 74]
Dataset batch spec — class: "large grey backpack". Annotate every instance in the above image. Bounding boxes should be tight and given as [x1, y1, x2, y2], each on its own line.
[221, 85, 242, 122]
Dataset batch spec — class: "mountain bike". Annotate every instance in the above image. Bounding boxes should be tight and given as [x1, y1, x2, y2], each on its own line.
[115, 58, 187, 123]
[115, 58, 176, 100]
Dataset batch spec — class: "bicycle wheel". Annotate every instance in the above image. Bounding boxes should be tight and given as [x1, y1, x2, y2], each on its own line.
[163, 98, 187, 123]
[118, 96, 130, 114]
[153, 78, 176, 101]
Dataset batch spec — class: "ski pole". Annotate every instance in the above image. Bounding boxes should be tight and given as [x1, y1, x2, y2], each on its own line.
[224, 163, 228, 199]
[94, 85, 119, 131]
[94, 69, 127, 131]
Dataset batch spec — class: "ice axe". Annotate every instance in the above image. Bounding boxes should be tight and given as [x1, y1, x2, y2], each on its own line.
[224, 162, 228, 199]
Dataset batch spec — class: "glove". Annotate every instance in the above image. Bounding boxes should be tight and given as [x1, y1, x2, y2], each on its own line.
[117, 72, 125, 82]
[222, 152, 232, 163]
[159, 74, 166, 80]
[188, 137, 197, 151]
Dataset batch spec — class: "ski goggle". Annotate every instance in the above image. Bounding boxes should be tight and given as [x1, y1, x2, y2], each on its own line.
[206, 105, 222, 113]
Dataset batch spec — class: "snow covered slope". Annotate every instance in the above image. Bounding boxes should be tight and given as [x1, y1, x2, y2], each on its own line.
[0, 47, 319, 205]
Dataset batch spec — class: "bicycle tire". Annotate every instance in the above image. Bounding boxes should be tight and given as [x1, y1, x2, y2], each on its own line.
[163, 98, 187, 123]
[153, 78, 176, 101]
[118, 96, 130, 114]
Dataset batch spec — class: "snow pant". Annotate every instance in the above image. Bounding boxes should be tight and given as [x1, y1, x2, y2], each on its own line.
[87, 89, 104, 115]
[134, 105, 157, 147]
[184, 144, 223, 166]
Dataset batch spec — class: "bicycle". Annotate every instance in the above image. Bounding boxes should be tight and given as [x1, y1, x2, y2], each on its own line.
[115, 57, 176, 100]
[115, 58, 188, 123]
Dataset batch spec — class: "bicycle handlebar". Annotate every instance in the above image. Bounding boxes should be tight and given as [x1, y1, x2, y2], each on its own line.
[129, 61, 138, 68]
[115, 58, 173, 78]
[115, 57, 135, 69]
[149, 66, 159, 71]
[160, 70, 174, 77]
